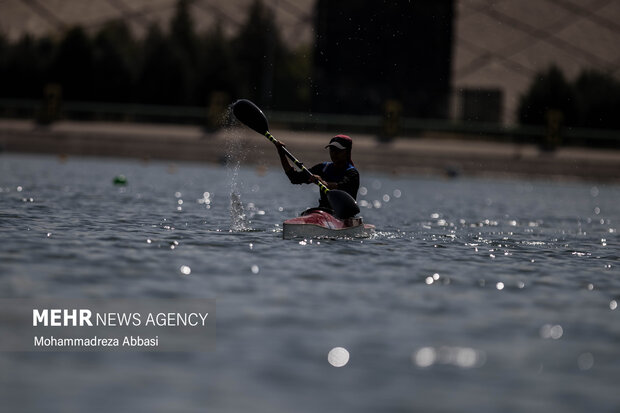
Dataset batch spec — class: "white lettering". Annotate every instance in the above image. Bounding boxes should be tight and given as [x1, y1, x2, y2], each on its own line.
[122, 336, 159, 347]
[80, 309, 93, 326]
[33, 336, 120, 347]
[32, 309, 93, 326]
[50, 309, 62, 326]
[65, 309, 77, 326]
[96, 313, 140, 326]
[33, 309, 47, 326]
[144, 312, 209, 326]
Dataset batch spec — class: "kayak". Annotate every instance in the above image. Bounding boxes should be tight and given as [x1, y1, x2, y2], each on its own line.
[282, 209, 375, 239]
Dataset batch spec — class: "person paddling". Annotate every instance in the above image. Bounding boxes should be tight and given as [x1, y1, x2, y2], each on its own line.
[274, 135, 360, 214]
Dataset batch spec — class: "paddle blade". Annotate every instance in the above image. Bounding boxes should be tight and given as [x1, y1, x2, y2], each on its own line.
[327, 189, 360, 219]
[232, 99, 269, 135]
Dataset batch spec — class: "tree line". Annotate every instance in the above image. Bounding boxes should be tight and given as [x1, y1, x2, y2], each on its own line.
[518, 65, 620, 131]
[1, 0, 619, 132]
[0, 0, 311, 111]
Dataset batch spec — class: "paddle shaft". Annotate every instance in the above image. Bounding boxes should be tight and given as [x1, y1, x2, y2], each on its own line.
[263, 131, 330, 194]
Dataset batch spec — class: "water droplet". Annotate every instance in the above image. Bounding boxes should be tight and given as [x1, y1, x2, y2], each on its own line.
[496, 282, 504, 290]
[413, 347, 436, 367]
[175, 192, 182, 198]
[17, 186, 23, 192]
[413, 346, 484, 369]
[610, 300, 617, 310]
[590, 186, 599, 197]
[455, 347, 480, 368]
[577, 352, 594, 370]
[540, 324, 563, 339]
[393, 189, 402, 198]
[382, 194, 390, 202]
[179, 265, 191, 275]
[359, 186, 368, 196]
[251, 265, 259, 274]
[327, 347, 350, 367]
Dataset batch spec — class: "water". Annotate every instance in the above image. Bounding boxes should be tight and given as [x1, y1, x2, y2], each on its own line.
[1, 153, 619, 413]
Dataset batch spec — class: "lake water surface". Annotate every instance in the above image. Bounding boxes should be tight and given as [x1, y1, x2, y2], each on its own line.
[1, 153, 619, 413]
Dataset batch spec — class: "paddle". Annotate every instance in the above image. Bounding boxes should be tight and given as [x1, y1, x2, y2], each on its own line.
[232, 99, 360, 219]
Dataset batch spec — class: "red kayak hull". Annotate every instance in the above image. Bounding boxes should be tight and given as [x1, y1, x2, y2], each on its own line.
[282, 210, 375, 239]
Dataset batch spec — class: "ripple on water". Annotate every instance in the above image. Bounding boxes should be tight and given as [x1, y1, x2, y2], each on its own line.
[1, 155, 620, 413]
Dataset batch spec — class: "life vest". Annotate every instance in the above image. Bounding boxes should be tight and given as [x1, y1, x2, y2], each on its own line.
[320, 162, 356, 182]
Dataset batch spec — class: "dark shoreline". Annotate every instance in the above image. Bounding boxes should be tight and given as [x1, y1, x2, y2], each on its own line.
[1, 119, 619, 183]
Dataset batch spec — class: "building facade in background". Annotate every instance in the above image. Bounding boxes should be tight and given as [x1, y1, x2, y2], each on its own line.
[452, 0, 620, 124]
[2, 0, 620, 124]
[312, 0, 454, 119]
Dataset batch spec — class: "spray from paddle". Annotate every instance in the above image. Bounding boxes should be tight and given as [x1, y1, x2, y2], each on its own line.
[223, 106, 251, 232]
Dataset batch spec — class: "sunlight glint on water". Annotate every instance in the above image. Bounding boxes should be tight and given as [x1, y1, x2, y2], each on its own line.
[0, 154, 619, 413]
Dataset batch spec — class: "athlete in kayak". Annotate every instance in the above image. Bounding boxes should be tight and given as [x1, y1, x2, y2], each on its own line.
[274, 134, 360, 213]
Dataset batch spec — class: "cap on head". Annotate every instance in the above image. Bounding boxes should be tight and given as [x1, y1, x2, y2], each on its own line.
[325, 134, 353, 150]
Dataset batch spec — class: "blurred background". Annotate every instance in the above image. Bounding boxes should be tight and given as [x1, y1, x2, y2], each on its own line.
[1, 0, 619, 150]
[2, 4, 620, 413]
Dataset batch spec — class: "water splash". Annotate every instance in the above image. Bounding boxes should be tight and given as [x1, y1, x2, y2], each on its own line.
[224, 105, 251, 232]
[230, 191, 248, 231]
